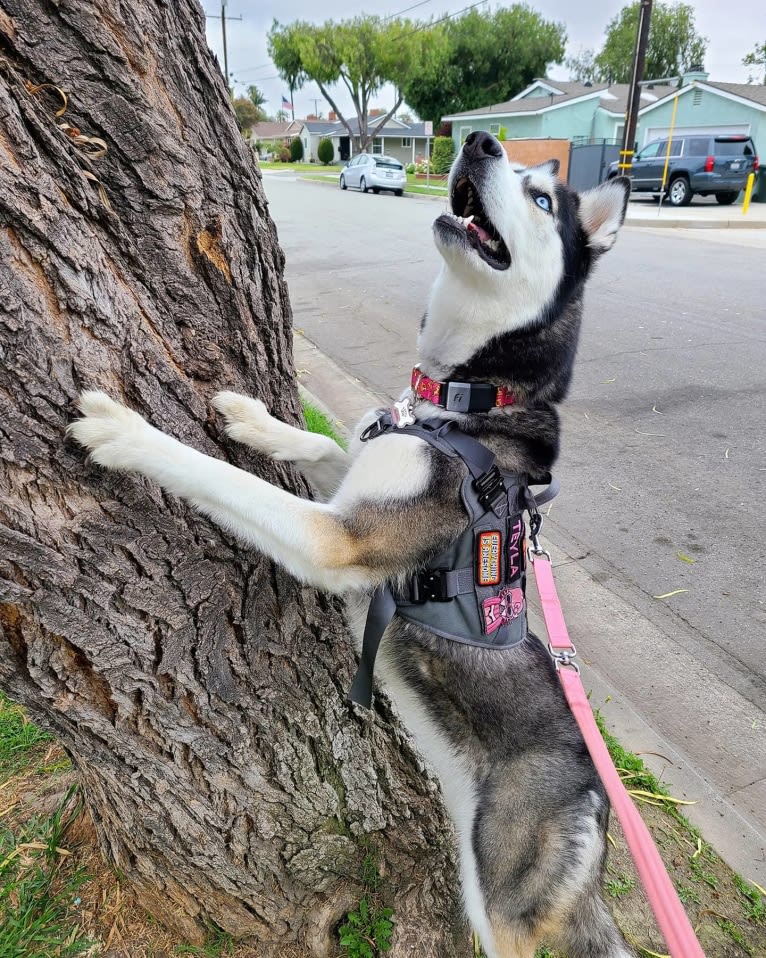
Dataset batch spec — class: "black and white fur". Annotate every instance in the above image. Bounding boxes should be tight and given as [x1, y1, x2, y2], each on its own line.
[69, 132, 632, 958]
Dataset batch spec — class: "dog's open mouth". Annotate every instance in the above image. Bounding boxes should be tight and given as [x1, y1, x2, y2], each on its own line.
[442, 176, 511, 271]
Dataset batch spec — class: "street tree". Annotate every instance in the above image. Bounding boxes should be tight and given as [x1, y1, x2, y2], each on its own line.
[594, 1, 707, 83]
[247, 83, 267, 111]
[0, 0, 463, 953]
[400, 6, 566, 125]
[743, 42, 766, 84]
[566, 48, 600, 84]
[268, 16, 423, 152]
[232, 95, 262, 133]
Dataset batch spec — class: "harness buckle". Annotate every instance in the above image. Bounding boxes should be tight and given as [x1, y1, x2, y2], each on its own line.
[360, 416, 389, 442]
[473, 465, 506, 513]
[410, 569, 453, 603]
[527, 509, 551, 560]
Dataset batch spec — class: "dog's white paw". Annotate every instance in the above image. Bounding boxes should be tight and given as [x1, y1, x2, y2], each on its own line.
[213, 391, 286, 456]
[68, 391, 156, 472]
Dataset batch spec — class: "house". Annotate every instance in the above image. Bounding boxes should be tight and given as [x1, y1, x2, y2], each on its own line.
[442, 78, 676, 151]
[327, 117, 434, 165]
[249, 120, 305, 158]
[633, 73, 766, 161]
[442, 72, 766, 164]
[300, 119, 343, 163]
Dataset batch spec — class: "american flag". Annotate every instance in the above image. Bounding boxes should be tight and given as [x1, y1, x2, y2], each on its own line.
[281, 95, 293, 111]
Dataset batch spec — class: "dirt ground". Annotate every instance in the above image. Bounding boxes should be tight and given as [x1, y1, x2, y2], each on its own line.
[2, 739, 765, 958]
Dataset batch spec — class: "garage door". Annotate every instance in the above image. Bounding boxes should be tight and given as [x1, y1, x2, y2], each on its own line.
[644, 123, 750, 144]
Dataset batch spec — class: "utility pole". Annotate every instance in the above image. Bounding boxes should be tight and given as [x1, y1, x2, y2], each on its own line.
[310, 98, 322, 117]
[205, 1, 242, 97]
[619, 0, 652, 175]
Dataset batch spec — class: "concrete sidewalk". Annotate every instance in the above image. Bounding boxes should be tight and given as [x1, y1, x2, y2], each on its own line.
[625, 196, 766, 229]
[294, 331, 766, 888]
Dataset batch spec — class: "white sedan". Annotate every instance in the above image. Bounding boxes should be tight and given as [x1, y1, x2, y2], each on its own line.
[339, 154, 407, 196]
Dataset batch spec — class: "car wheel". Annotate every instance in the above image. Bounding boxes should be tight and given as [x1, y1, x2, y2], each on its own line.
[395, 189, 403, 197]
[360, 176, 368, 193]
[715, 191, 738, 206]
[340, 175, 347, 190]
[667, 176, 691, 207]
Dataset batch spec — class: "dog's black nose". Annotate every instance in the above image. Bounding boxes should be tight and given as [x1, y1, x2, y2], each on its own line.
[462, 131, 504, 160]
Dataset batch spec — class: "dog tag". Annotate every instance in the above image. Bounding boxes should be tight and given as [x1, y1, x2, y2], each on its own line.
[391, 397, 415, 428]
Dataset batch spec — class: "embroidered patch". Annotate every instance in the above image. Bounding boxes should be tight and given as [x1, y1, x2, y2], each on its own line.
[508, 517, 524, 581]
[482, 587, 525, 634]
[477, 531, 502, 586]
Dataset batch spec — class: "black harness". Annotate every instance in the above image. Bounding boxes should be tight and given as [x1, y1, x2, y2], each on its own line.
[348, 412, 558, 707]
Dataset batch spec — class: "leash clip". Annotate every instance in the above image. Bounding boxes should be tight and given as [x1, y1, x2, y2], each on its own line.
[527, 510, 551, 561]
[548, 641, 580, 673]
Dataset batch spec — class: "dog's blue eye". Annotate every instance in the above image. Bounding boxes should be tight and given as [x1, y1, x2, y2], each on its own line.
[535, 194, 552, 213]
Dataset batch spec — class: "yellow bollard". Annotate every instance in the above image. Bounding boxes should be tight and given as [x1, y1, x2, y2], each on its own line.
[742, 173, 755, 215]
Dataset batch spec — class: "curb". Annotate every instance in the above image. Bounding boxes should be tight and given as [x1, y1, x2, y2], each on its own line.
[293, 330, 766, 886]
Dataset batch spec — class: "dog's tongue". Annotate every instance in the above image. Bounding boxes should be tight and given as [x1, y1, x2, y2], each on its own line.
[467, 220, 491, 243]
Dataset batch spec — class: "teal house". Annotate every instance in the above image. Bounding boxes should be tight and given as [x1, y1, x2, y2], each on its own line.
[443, 72, 766, 161]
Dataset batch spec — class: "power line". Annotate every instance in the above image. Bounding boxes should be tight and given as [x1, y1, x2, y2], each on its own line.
[395, 0, 489, 39]
[384, 0, 437, 22]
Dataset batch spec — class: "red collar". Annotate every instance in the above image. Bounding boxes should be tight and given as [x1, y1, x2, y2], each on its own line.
[411, 366, 516, 412]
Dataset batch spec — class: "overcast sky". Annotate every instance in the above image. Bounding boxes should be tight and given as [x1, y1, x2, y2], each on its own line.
[203, 1, 766, 118]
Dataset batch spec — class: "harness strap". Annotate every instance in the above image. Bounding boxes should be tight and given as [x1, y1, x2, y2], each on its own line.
[348, 586, 397, 708]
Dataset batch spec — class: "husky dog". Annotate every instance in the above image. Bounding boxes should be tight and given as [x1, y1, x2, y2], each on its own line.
[70, 132, 632, 958]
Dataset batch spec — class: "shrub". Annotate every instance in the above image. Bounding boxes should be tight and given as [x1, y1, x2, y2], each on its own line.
[405, 163, 415, 174]
[290, 137, 304, 162]
[498, 126, 508, 141]
[317, 137, 334, 165]
[438, 121, 452, 138]
[278, 146, 291, 163]
[431, 136, 455, 174]
[415, 158, 434, 174]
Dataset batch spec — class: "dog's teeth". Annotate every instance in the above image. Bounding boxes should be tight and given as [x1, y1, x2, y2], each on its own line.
[463, 215, 474, 225]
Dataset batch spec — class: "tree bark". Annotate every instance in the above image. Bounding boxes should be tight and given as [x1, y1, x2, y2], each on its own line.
[0, 2, 463, 953]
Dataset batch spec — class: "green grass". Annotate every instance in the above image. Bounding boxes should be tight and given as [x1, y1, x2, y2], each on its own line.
[0, 785, 93, 958]
[605, 875, 636, 898]
[338, 849, 394, 958]
[260, 161, 341, 172]
[301, 398, 347, 449]
[173, 924, 234, 956]
[0, 691, 51, 778]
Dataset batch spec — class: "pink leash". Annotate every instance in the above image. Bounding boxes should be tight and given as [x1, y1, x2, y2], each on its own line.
[529, 546, 706, 958]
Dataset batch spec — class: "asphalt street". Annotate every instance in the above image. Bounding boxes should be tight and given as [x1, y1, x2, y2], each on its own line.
[261, 173, 766, 851]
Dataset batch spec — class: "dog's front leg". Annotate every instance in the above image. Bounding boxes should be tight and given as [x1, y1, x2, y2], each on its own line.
[68, 392, 372, 593]
[212, 391, 349, 502]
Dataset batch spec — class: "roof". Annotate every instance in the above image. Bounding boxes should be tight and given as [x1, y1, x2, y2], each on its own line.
[513, 78, 600, 100]
[331, 116, 431, 137]
[302, 120, 340, 134]
[705, 82, 766, 108]
[638, 80, 766, 116]
[599, 84, 678, 115]
[251, 120, 304, 139]
[443, 86, 607, 121]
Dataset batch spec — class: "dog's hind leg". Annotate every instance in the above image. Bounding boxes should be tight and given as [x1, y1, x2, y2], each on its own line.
[548, 886, 634, 958]
[213, 391, 350, 501]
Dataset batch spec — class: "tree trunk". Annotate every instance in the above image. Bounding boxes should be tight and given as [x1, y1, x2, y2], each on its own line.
[0, 2, 464, 953]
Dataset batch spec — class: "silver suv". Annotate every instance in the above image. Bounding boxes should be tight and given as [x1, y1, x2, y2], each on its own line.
[607, 134, 759, 206]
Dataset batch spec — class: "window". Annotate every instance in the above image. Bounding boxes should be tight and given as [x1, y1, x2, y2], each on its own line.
[489, 123, 501, 135]
[401, 137, 412, 147]
[636, 141, 661, 160]
[686, 137, 710, 156]
[372, 138, 384, 154]
[460, 126, 472, 143]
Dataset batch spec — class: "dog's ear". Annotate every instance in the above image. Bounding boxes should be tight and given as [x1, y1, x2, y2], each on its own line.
[529, 158, 560, 178]
[579, 177, 631, 253]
